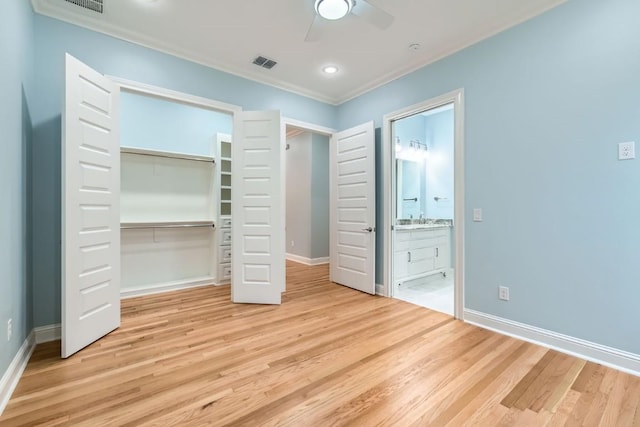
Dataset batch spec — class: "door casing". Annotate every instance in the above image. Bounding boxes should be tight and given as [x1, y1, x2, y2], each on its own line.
[382, 89, 466, 319]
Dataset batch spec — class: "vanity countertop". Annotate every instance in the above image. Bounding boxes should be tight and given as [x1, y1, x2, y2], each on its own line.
[395, 223, 451, 231]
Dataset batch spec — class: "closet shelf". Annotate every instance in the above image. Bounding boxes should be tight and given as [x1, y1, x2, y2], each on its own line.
[121, 220, 215, 230]
[121, 146, 215, 163]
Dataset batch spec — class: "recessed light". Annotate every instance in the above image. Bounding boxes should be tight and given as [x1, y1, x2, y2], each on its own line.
[323, 65, 339, 74]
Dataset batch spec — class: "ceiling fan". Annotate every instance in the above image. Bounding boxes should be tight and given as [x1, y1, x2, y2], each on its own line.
[305, 0, 394, 42]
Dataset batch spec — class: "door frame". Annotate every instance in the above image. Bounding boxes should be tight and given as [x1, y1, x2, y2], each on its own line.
[282, 117, 336, 268]
[109, 76, 242, 118]
[382, 89, 465, 319]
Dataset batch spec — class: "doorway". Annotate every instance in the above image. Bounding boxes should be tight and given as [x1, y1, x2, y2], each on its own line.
[382, 90, 465, 319]
[283, 119, 377, 296]
[284, 126, 331, 266]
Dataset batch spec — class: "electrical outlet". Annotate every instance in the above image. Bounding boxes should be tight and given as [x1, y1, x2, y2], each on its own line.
[618, 142, 635, 160]
[291, 240, 295, 247]
[498, 286, 510, 301]
[473, 208, 482, 222]
[7, 318, 12, 341]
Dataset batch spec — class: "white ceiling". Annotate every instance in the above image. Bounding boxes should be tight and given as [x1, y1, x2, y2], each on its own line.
[32, 0, 565, 105]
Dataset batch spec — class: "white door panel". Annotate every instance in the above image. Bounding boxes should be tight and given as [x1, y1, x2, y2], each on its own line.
[330, 122, 376, 294]
[62, 54, 120, 358]
[231, 111, 285, 304]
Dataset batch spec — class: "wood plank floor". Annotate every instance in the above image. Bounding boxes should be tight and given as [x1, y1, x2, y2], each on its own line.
[2, 261, 639, 426]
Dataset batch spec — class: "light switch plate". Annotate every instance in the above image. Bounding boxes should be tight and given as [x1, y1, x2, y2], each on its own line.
[618, 141, 635, 160]
[473, 208, 482, 222]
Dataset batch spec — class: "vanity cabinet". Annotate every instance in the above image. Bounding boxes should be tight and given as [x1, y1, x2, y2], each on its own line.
[394, 227, 450, 285]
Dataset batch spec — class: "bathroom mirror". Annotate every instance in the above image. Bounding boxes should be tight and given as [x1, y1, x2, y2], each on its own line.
[396, 159, 426, 220]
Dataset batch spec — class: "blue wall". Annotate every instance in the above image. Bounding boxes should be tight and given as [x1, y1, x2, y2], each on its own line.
[30, 15, 337, 327]
[338, 0, 640, 354]
[120, 91, 232, 156]
[394, 114, 428, 220]
[0, 0, 34, 378]
[424, 109, 454, 219]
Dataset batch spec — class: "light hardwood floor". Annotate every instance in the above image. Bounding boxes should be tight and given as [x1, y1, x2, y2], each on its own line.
[2, 261, 639, 426]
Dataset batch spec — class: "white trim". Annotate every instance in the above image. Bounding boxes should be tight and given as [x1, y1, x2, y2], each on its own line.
[286, 253, 330, 266]
[382, 89, 465, 319]
[375, 283, 384, 296]
[0, 331, 35, 416]
[120, 277, 216, 299]
[283, 117, 336, 136]
[464, 309, 640, 377]
[34, 324, 62, 344]
[109, 76, 242, 115]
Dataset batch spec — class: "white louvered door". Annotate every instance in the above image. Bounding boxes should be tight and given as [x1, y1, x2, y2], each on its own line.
[62, 54, 121, 357]
[231, 110, 285, 304]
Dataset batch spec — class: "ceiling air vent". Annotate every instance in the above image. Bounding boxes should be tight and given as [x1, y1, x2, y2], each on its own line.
[64, 0, 104, 14]
[252, 56, 277, 70]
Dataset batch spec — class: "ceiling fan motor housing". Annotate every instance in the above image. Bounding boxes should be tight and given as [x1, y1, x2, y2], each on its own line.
[315, 0, 354, 20]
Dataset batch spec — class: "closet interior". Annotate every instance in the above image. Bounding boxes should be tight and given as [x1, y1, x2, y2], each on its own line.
[119, 90, 233, 297]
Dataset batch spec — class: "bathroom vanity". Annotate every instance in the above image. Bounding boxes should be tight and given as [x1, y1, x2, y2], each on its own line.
[394, 224, 450, 286]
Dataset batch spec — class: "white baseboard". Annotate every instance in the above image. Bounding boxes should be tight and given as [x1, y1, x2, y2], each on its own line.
[464, 309, 640, 377]
[286, 253, 329, 266]
[34, 324, 61, 344]
[120, 276, 216, 299]
[375, 283, 385, 296]
[0, 331, 35, 416]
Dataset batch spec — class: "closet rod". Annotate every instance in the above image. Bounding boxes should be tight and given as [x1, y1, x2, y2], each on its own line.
[120, 221, 215, 230]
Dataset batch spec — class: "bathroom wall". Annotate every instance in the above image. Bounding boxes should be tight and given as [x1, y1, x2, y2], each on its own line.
[394, 114, 426, 155]
[394, 114, 427, 219]
[394, 110, 454, 221]
[424, 108, 454, 219]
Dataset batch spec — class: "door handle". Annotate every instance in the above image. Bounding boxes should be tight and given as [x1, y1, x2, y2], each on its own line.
[408, 251, 411, 262]
[362, 227, 373, 232]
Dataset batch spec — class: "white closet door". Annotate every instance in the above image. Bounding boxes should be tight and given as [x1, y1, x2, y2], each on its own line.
[62, 54, 121, 358]
[330, 121, 376, 294]
[231, 110, 285, 304]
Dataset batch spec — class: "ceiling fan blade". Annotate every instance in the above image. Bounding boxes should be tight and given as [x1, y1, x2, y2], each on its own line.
[351, 0, 394, 30]
[305, 14, 325, 42]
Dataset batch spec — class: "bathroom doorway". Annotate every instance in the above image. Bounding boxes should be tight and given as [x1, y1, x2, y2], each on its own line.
[383, 90, 464, 318]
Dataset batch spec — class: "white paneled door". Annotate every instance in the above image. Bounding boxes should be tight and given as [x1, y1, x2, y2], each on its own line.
[62, 54, 121, 358]
[330, 122, 376, 294]
[231, 111, 285, 304]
